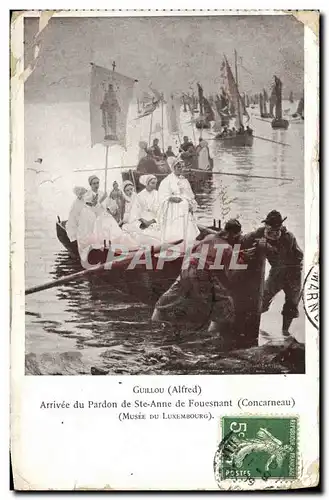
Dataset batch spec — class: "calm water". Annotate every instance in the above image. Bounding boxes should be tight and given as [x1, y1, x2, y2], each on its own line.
[25, 103, 305, 375]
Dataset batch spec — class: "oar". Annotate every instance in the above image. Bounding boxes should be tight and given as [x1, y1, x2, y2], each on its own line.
[253, 135, 291, 147]
[186, 168, 294, 182]
[74, 166, 136, 173]
[208, 133, 291, 147]
[25, 240, 183, 296]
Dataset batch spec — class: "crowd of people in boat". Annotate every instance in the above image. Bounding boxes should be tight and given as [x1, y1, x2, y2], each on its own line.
[66, 155, 201, 262]
[136, 136, 213, 174]
[215, 124, 253, 139]
[66, 171, 303, 343]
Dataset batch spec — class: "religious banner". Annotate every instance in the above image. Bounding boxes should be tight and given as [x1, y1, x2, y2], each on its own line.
[90, 63, 136, 148]
[166, 93, 182, 136]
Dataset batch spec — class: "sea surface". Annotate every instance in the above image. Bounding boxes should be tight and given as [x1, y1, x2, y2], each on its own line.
[25, 102, 305, 375]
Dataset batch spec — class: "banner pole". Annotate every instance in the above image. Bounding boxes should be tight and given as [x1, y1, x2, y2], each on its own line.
[161, 100, 165, 154]
[148, 112, 153, 147]
[104, 144, 109, 193]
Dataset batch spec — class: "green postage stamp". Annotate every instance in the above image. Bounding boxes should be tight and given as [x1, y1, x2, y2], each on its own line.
[214, 416, 298, 484]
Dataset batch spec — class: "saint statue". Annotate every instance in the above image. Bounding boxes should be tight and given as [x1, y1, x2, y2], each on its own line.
[100, 83, 121, 141]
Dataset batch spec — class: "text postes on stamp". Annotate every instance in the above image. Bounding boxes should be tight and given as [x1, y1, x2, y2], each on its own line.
[214, 416, 298, 487]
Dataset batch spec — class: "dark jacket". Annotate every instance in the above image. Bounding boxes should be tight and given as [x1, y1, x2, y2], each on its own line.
[241, 227, 303, 269]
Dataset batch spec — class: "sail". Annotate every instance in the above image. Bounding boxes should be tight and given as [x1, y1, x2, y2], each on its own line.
[296, 96, 304, 116]
[203, 97, 215, 121]
[259, 92, 264, 116]
[212, 104, 222, 132]
[224, 56, 244, 128]
[263, 90, 268, 115]
[269, 85, 276, 117]
[166, 93, 182, 136]
[274, 76, 283, 119]
[197, 83, 204, 115]
[289, 91, 294, 103]
[90, 63, 136, 148]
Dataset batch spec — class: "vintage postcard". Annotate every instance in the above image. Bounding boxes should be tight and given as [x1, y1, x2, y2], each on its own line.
[10, 10, 319, 490]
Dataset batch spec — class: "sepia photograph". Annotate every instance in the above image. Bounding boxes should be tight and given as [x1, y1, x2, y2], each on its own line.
[23, 13, 306, 376]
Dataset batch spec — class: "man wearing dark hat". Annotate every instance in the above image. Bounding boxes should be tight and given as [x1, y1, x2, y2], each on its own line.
[244, 210, 303, 337]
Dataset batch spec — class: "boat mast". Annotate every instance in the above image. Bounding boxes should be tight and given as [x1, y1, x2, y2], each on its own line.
[275, 76, 283, 120]
[161, 94, 165, 154]
[234, 49, 242, 129]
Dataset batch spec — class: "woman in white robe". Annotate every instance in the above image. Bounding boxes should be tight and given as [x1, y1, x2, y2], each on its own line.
[84, 175, 107, 216]
[158, 157, 200, 244]
[93, 195, 138, 251]
[136, 174, 161, 242]
[197, 140, 212, 171]
[121, 180, 161, 246]
[66, 186, 88, 242]
[76, 203, 99, 264]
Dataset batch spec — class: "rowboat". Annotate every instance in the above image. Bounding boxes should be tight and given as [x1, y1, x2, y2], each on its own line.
[214, 51, 254, 147]
[55, 213, 266, 349]
[215, 132, 254, 147]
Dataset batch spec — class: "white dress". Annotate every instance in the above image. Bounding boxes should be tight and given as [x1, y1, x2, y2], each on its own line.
[158, 173, 200, 244]
[84, 189, 106, 216]
[76, 204, 98, 264]
[122, 193, 161, 246]
[198, 145, 211, 171]
[136, 189, 161, 242]
[94, 209, 138, 251]
[66, 198, 85, 242]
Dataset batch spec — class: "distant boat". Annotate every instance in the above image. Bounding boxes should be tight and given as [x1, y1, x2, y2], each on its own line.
[195, 82, 211, 129]
[215, 50, 253, 147]
[292, 96, 304, 120]
[260, 89, 272, 119]
[289, 91, 294, 103]
[215, 90, 231, 127]
[269, 85, 276, 118]
[271, 76, 289, 129]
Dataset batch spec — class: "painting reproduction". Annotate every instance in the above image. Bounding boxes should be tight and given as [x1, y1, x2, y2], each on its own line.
[10, 10, 319, 491]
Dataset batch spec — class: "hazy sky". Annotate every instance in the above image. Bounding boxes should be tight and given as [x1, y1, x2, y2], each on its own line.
[25, 14, 304, 102]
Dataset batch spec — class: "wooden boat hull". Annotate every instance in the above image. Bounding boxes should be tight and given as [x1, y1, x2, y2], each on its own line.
[56, 220, 79, 258]
[271, 118, 289, 129]
[215, 133, 254, 147]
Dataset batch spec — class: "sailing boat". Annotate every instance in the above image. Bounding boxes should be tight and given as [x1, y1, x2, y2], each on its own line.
[215, 51, 253, 146]
[289, 91, 294, 103]
[260, 89, 272, 118]
[195, 82, 212, 129]
[215, 90, 231, 127]
[292, 96, 304, 121]
[271, 76, 289, 129]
